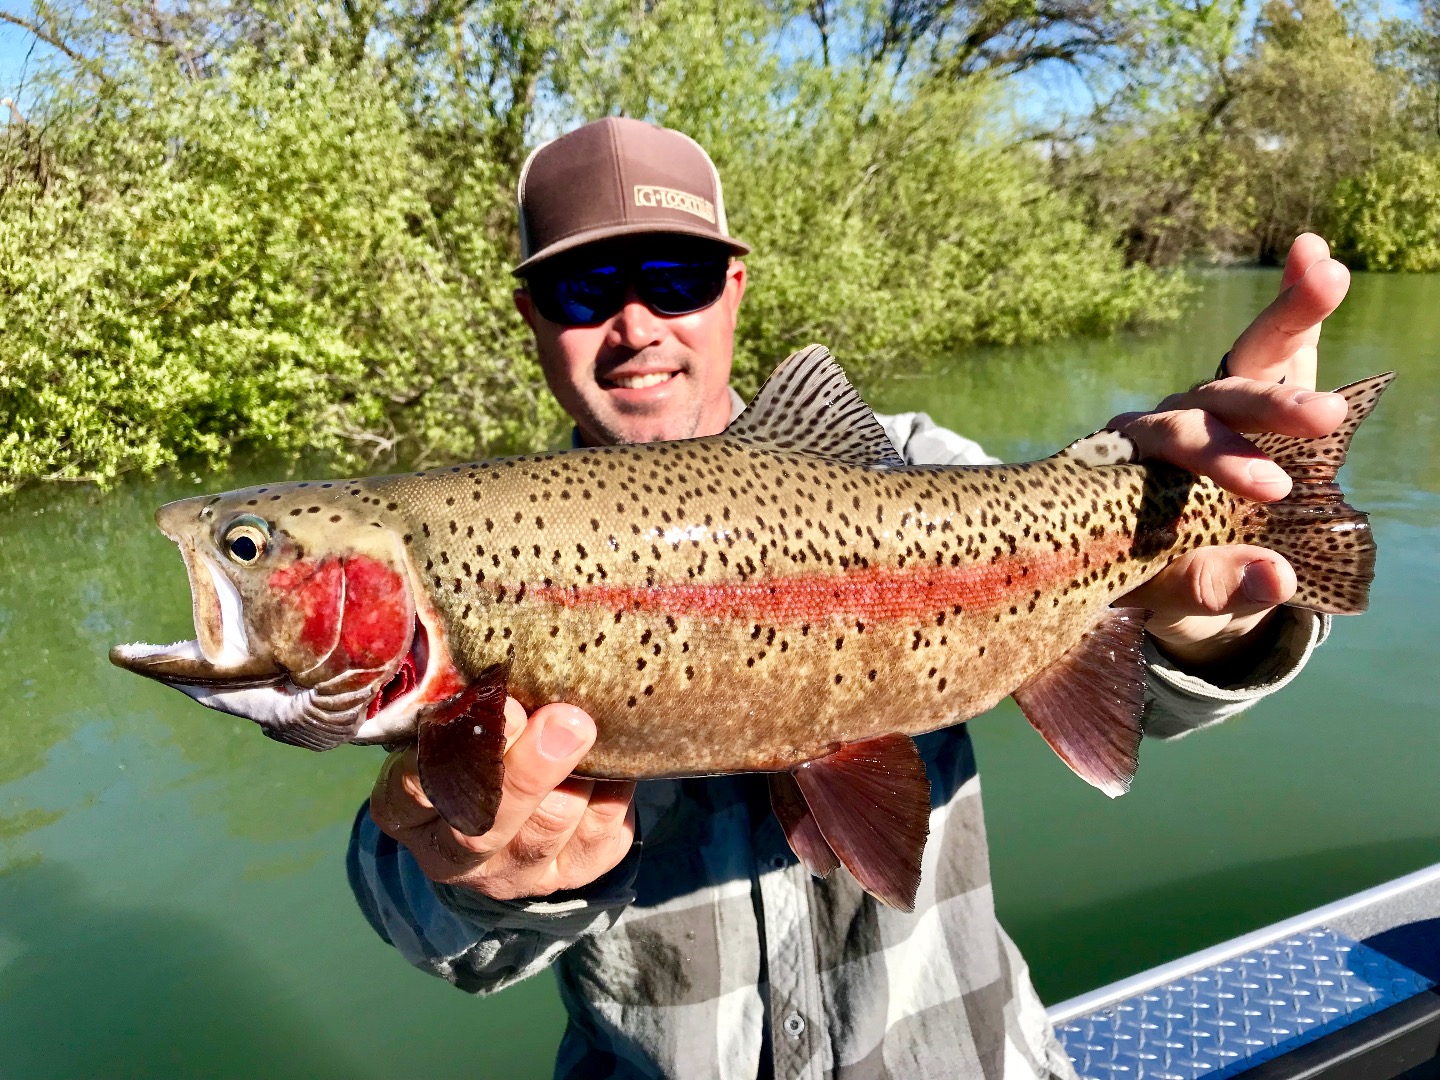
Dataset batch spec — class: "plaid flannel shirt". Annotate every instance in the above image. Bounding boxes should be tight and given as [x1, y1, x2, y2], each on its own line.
[348, 399, 1329, 1079]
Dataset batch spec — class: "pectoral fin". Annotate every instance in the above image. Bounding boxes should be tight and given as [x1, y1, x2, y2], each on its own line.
[416, 662, 511, 836]
[1011, 607, 1149, 797]
[777, 733, 931, 912]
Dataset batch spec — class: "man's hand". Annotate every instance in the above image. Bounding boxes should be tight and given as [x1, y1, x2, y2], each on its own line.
[369, 700, 636, 901]
[1112, 233, 1352, 673]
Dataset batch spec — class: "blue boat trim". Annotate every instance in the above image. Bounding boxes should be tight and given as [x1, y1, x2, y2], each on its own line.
[1054, 926, 1434, 1079]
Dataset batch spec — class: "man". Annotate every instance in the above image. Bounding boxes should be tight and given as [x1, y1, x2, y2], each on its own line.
[349, 117, 1350, 1078]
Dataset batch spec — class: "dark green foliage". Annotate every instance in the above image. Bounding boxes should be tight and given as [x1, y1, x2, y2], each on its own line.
[0, 0, 1181, 492]
[1064, 0, 1440, 271]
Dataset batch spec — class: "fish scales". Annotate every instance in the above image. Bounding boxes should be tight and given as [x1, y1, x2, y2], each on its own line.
[110, 346, 1391, 909]
[338, 441, 1226, 777]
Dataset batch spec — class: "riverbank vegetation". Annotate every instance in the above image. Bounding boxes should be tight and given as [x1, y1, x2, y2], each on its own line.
[0, 0, 1435, 492]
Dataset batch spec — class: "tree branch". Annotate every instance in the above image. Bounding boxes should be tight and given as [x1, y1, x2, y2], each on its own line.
[0, 8, 92, 67]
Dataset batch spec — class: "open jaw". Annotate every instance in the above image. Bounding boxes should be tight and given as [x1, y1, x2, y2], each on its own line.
[110, 617, 443, 751]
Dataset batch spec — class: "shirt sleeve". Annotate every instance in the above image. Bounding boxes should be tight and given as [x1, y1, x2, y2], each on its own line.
[346, 801, 640, 995]
[874, 410, 1330, 740]
[1141, 609, 1331, 740]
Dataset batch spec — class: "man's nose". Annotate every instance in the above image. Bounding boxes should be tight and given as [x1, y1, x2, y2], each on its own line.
[605, 286, 664, 349]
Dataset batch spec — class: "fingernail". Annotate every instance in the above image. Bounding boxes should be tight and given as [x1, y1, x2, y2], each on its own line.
[538, 713, 585, 761]
[1242, 561, 1282, 605]
[1246, 459, 1289, 488]
[1292, 390, 1338, 406]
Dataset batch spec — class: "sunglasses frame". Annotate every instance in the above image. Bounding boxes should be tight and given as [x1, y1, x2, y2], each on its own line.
[524, 247, 733, 328]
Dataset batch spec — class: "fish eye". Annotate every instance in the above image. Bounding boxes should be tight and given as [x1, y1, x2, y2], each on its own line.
[222, 515, 270, 565]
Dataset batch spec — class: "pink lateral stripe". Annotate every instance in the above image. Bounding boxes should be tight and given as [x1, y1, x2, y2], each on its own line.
[525, 541, 1127, 627]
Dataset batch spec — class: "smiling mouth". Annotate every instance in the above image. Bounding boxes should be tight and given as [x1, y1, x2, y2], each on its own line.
[604, 371, 677, 390]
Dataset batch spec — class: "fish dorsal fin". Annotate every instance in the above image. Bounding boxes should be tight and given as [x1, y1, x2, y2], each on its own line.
[726, 345, 904, 468]
[1055, 429, 1139, 467]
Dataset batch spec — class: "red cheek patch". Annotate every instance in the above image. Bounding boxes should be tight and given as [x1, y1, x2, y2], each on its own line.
[268, 555, 411, 677]
[268, 558, 344, 660]
[340, 557, 411, 669]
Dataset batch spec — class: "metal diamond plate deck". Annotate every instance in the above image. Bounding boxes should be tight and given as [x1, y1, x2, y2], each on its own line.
[1055, 926, 1435, 1079]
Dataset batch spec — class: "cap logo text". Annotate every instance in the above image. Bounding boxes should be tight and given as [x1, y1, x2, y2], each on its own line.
[633, 185, 716, 224]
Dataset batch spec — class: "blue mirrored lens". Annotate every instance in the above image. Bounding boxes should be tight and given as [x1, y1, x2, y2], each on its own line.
[550, 265, 624, 325]
[637, 260, 727, 315]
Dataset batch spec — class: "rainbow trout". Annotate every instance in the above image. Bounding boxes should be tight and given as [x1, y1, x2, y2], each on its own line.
[111, 347, 1392, 909]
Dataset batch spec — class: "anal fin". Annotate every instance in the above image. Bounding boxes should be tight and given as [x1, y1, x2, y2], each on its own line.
[783, 733, 931, 912]
[1012, 608, 1148, 797]
[416, 661, 510, 836]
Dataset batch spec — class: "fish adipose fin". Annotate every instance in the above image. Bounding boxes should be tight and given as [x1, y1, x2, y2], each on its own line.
[1012, 608, 1149, 798]
[1057, 429, 1140, 467]
[726, 344, 906, 469]
[778, 733, 931, 911]
[416, 661, 511, 836]
[1247, 371, 1395, 615]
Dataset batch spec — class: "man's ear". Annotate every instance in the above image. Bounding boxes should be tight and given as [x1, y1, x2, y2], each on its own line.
[514, 287, 538, 330]
[723, 261, 747, 324]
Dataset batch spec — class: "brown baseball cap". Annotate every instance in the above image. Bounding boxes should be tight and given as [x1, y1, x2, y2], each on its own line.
[514, 117, 749, 275]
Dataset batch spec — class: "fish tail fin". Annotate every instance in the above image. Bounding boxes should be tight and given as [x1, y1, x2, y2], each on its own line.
[1248, 372, 1394, 615]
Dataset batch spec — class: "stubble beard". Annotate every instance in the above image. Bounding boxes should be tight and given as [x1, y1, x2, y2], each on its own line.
[588, 391, 707, 447]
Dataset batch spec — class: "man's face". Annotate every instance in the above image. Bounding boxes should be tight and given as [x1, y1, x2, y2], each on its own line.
[515, 238, 746, 447]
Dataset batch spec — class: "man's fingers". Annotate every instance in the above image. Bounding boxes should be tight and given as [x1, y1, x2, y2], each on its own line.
[1227, 242, 1349, 389]
[369, 747, 436, 836]
[554, 785, 638, 886]
[501, 779, 632, 875]
[478, 703, 597, 855]
[1280, 231, 1331, 290]
[1120, 408, 1292, 501]
[1150, 379, 1347, 438]
[472, 779, 637, 899]
[1123, 546, 1296, 622]
[367, 695, 544, 841]
[567, 781, 637, 855]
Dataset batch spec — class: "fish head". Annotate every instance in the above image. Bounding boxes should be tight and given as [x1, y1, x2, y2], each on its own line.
[110, 484, 426, 751]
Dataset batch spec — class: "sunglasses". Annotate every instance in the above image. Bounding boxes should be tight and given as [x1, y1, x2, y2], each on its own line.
[526, 254, 730, 327]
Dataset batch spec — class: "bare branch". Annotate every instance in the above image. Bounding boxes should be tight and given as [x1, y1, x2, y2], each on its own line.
[0, 8, 93, 67]
[1, 96, 26, 126]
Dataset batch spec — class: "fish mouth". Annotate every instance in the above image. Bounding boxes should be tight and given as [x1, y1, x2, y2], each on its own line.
[110, 622, 427, 753]
[109, 632, 392, 752]
[109, 638, 284, 687]
[109, 539, 281, 686]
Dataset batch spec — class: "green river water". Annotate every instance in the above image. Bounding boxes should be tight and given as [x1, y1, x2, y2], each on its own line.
[0, 270, 1435, 1078]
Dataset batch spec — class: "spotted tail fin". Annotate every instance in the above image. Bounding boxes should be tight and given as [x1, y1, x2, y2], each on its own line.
[1250, 372, 1394, 615]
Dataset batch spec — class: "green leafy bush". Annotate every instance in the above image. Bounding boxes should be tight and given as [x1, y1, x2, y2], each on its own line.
[1331, 149, 1440, 271]
[0, 54, 558, 494]
[0, 0, 1182, 494]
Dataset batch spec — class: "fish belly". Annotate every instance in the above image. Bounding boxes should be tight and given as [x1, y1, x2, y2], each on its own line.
[454, 549, 1134, 777]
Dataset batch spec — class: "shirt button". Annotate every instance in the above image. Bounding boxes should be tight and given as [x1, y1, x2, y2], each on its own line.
[770, 854, 787, 870]
[783, 1012, 806, 1037]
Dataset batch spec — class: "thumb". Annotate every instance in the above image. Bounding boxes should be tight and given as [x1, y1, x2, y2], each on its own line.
[1124, 546, 1296, 624]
